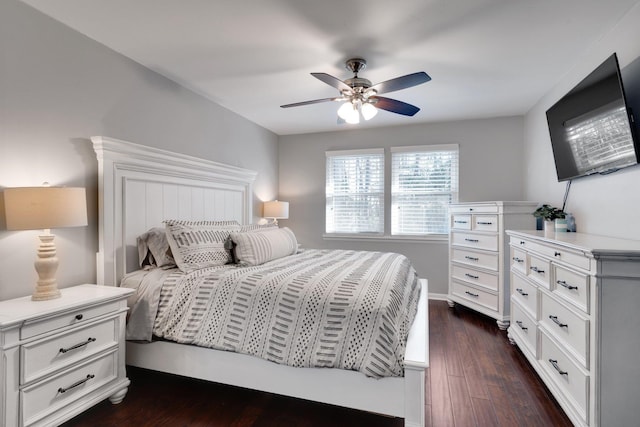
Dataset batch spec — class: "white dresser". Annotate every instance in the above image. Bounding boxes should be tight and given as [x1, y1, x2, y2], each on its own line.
[448, 201, 538, 329]
[0, 284, 134, 427]
[507, 230, 640, 427]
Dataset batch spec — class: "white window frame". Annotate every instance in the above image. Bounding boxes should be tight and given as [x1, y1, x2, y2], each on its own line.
[325, 148, 385, 236]
[391, 144, 459, 236]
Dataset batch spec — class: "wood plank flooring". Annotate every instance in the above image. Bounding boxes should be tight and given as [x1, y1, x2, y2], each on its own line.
[62, 301, 572, 426]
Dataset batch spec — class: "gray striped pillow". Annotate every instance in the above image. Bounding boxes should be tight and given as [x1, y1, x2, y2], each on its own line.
[231, 227, 298, 266]
[164, 220, 240, 272]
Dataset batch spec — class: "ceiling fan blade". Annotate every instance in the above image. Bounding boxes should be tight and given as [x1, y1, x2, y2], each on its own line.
[370, 72, 431, 95]
[311, 72, 353, 93]
[280, 97, 341, 108]
[372, 96, 420, 116]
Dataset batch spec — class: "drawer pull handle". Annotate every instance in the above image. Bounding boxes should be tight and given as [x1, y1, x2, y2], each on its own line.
[465, 291, 479, 298]
[516, 320, 528, 331]
[464, 238, 479, 243]
[465, 273, 479, 280]
[516, 288, 528, 296]
[477, 221, 493, 225]
[548, 359, 568, 376]
[512, 257, 524, 263]
[530, 266, 545, 274]
[557, 280, 578, 290]
[519, 241, 526, 245]
[58, 374, 95, 394]
[75, 314, 83, 321]
[465, 256, 479, 261]
[549, 315, 568, 328]
[554, 252, 561, 257]
[454, 220, 468, 224]
[59, 337, 97, 354]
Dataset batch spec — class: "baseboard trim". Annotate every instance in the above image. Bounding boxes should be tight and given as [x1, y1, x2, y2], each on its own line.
[428, 292, 448, 301]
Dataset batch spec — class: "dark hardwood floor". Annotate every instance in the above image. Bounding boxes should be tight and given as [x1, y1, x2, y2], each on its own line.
[62, 301, 572, 426]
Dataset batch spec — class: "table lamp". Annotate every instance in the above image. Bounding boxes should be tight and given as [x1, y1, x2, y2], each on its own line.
[263, 200, 289, 225]
[4, 186, 88, 300]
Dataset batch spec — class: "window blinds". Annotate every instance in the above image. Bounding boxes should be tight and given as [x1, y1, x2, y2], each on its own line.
[391, 145, 459, 235]
[326, 149, 384, 234]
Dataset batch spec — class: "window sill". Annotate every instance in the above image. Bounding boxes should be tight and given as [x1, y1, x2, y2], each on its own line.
[323, 234, 448, 243]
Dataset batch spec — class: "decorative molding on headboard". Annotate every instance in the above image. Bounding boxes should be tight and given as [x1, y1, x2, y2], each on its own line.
[91, 136, 257, 286]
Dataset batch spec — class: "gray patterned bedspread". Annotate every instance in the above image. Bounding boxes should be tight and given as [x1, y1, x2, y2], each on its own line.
[148, 249, 420, 378]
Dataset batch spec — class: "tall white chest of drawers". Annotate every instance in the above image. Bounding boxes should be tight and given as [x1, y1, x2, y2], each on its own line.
[507, 230, 640, 427]
[448, 201, 538, 329]
[0, 284, 134, 427]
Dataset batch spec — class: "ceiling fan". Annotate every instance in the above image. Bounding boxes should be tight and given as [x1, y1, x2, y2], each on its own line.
[280, 58, 431, 124]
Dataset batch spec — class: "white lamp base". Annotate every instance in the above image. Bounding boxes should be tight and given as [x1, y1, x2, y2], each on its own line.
[32, 233, 61, 301]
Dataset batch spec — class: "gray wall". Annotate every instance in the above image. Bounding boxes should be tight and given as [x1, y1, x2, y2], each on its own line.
[278, 117, 526, 295]
[0, 0, 278, 300]
[523, 3, 640, 240]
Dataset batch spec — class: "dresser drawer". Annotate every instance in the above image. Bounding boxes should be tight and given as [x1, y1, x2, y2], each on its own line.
[451, 232, 498, 252]
[511, 273, 537, 319]
[553, 265, 589, 313]
[21, 350, 118, 427]
[452, 265, 498, 291]
[527, 254, 550, 289]
[452, 248, 499, 271]
[452, 215, 472, 230]
[540, 293, 589, 368]
[451, 281, 498, 311]
[473, 215, 498, 232]
[539, 331, 589, 423]
[20, 300, 120, 340]
[511, 301, 537, 356]
[511, 247, 527, 274]
[21, 318, 118, 384]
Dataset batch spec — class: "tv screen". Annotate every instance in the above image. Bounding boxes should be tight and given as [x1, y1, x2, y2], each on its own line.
[546, 53, 639, 181]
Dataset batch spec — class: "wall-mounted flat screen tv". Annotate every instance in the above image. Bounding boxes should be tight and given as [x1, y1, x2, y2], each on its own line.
[546, 53, 639, 181]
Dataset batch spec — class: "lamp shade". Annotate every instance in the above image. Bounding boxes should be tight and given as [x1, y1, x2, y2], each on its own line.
[263, 200, 289, 219]
[4, 187, 88, 230]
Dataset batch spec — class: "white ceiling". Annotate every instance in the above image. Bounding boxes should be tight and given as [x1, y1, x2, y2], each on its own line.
[20, 0, 640, 136]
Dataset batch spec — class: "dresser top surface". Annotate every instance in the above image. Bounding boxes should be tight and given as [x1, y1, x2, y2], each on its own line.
[507, 230, 640, 256]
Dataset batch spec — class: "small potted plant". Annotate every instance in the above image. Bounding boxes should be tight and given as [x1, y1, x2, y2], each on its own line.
[533, 204, 566, 235]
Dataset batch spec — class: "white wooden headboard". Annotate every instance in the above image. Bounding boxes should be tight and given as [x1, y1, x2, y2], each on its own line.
[92, 136, 257, 287]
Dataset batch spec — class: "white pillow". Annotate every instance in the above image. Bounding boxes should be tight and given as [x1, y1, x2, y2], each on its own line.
[164, 220, 240, 272]
[231, 227, 298, 266]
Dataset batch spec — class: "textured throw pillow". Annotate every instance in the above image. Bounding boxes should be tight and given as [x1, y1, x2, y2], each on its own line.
[164, 220, 240, 272]
[231, 226, 298, 266]
[136, 227, 175, 268]
[227, 222, 279, 263]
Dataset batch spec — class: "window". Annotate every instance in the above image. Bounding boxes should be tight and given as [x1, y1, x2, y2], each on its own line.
[391, 145, 459, 235]
[326, 149, 384, 234]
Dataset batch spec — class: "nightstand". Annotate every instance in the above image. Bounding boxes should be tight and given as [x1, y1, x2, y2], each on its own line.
[0, 284, 134, 427]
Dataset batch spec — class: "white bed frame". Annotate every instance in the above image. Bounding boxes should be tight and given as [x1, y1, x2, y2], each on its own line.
[92, 136, 429, 426]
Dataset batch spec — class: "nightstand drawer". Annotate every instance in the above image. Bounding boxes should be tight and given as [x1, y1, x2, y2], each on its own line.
[21, 318, 118, 384]
[21, 350, 117, 427]
[21, 300, 120, 340]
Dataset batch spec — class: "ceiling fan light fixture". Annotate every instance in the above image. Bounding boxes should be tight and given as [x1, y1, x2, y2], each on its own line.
[361, 102, 378, 121]
[337, 102, 360, 124]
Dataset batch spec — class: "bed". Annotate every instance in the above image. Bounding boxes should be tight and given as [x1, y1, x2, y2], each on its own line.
[92, 136, 429, 426]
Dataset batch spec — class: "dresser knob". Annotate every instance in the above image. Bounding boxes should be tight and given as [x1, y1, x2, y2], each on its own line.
[75, 314, 83, 321]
